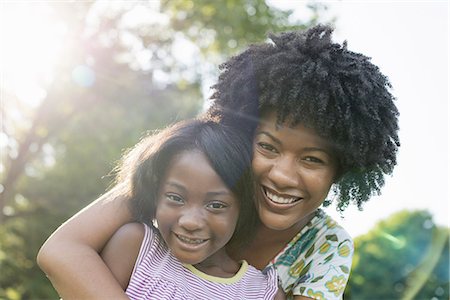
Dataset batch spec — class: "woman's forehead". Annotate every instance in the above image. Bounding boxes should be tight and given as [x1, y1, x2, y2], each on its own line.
[257, 111, 333, 148]
[258, 111, 300, 131]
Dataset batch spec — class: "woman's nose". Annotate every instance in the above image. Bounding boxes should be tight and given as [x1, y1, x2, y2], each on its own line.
[267, 156, 300, 189]
[178, 208, 204, 231]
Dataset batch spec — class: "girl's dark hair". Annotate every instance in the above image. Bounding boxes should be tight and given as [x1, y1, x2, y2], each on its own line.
[116, 118, 256, 248]
[207, 24, 400, 211]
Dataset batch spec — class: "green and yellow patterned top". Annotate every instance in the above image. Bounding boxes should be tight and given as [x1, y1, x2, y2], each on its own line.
[264, 209, 353, 300]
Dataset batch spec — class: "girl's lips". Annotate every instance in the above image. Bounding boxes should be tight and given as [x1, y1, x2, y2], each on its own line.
[173, 233, 209, 251]
[175, 233, 208, 245]
[261, 186, 303, 208]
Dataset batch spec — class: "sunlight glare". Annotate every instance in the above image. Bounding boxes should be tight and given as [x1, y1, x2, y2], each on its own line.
[0, 3, 66, 106]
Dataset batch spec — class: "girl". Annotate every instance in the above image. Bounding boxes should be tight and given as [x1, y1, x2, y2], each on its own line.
[94, 118, 281, 299]
[37, 25, 399, 299]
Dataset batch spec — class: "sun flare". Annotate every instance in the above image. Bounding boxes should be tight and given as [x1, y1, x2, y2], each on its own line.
[0, 3, 65, 106]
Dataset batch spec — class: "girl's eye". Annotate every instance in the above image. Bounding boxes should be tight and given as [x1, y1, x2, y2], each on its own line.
[207, 202, 227, 210]
[166, 194, 183, 203]
[257, 142, 278, 153]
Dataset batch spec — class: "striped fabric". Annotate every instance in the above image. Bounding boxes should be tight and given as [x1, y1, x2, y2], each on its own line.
[126, 224, 279, 300]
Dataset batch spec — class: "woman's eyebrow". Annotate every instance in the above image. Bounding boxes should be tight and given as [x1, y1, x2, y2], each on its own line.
[303, 147, 332, 156]
[256, 131, 333, 156]
[255, 131, 281, 145]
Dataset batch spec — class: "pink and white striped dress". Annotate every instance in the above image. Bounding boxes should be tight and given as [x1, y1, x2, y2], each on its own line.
[126, 224, 279, 300]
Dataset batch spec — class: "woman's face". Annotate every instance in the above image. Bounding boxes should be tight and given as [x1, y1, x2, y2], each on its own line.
[252, 112, 338, 231]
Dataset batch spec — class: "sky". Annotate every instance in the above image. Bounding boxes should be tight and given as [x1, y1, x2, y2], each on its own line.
[270, 0, 449, 237]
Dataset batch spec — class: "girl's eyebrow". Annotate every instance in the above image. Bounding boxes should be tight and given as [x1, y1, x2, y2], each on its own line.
[206, 191, 232, 197]
[165, 181, 231, 196]
[165, 181, 186, 192]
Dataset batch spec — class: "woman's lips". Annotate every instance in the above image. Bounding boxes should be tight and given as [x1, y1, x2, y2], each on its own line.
[262, 186, 302, 205]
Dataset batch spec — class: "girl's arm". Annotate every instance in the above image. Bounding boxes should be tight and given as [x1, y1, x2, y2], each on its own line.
[37, 185, 133, 299]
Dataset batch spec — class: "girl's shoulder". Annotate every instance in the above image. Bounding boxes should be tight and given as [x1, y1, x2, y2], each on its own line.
[115, 222, 146, 241]
[101, 223, 146, 289]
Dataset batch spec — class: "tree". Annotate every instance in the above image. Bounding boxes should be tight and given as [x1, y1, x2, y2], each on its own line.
[0, 1, 324, 298]
[345, 210, 449, 300]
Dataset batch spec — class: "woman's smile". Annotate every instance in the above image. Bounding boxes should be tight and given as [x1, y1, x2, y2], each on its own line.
[263, 186, 303, 205]
[252, 112, 338, 231]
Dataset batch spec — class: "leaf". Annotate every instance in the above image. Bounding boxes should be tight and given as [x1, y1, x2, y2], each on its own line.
[324, 253, 334, 263]
[298, 260, 312, 278]
[311, 275, 325, 283]
[305, 244, 315, 258]
[326, 234, 338, 242]
[339, 265, 350, 274]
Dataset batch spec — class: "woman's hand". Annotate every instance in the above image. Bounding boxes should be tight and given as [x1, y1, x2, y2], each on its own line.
[274, 288, 287, 300]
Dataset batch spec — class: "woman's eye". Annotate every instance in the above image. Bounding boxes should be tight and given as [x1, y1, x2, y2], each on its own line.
[257, 142, 277, 153]
[304, 156, 324, 164]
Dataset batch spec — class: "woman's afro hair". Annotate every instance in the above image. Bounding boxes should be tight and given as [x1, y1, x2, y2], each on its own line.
[207, 24, 400, 211]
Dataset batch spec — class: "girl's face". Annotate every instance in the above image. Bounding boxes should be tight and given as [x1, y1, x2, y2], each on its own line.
[156, 150, 240, 266]
[252, 112, 338, 231]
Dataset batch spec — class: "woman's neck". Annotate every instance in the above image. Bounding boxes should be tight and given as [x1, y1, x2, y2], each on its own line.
[230, 212, 316, 270]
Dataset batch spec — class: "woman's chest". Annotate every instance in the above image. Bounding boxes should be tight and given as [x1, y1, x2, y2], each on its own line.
[235, 239, 287, 270]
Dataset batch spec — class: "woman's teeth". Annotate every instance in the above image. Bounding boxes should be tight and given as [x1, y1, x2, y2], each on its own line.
[265, 189, 299, 204]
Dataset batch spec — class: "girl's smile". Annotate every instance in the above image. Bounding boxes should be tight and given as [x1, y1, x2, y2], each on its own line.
[156, 150, 240, 269]
[252, 112, 338, 231]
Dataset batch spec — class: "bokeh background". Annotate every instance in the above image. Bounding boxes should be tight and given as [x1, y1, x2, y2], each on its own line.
[0, 1, 448, 299]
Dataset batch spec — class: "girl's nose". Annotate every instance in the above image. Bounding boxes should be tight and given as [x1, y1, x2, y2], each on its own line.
[267, 156, 300, 189]
[178, 208, 204, 231]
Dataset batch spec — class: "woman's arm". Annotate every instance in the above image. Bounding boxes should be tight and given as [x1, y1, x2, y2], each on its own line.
[37, 184, 133, 299]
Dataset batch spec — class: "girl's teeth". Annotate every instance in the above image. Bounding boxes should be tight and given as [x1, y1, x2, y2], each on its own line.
[266, 190, 298, 204]
[177, 235, 206, 244]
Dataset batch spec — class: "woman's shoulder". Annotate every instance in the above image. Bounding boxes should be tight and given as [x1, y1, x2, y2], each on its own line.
[273, 211, 354, 299]
[273, 209, 354, 271]
[286, 209, 353, 247]
[309, 210, 353, 243]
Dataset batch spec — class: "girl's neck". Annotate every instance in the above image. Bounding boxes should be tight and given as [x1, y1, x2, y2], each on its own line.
[193, 249, 240, 278]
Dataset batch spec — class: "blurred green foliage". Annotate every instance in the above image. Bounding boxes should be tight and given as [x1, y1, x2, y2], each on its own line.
[345, 210, 449, 300]
[0, 1, 312, 298]
[3, 2, 447, 300]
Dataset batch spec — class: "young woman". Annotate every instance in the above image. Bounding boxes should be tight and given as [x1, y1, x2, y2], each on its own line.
[100, 118, 280, 299]
[37, 25, 399, 299]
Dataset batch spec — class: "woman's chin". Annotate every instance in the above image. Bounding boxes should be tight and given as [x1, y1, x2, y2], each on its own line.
[258, 210, 297, 231]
